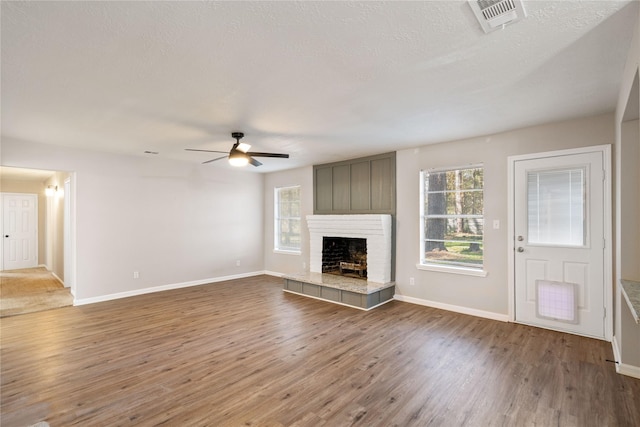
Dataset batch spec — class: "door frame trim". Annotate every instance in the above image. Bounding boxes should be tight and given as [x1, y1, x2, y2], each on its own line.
[507, 144, 612, 341]
[63, 176, 77, 295]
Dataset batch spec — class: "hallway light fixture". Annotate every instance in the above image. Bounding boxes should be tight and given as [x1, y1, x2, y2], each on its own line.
[45, 185, 58, 197]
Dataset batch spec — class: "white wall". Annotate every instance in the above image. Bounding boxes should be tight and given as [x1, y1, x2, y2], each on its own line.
[263, 166, 313, 276]
[2, 138, 265, 302]
[395, 113, 615, 317]
[262, 114, 615, 318]
[44, 171, 71, 281]
[614, 5, 640, 376]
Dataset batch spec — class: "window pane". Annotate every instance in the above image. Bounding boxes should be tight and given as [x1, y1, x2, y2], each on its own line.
[423, 218, 484, 242]
[423, 217, 483, 266]
[421, 167, 484, 269]
[425, 191, 484, 216]
[424, 169, 484, 193]
[424, 169, 484, 217]
[275, 186, 301, 251]
[423, 242, 483, 266]
[278, 219, 301, 250]
[527, 168, 585, 246]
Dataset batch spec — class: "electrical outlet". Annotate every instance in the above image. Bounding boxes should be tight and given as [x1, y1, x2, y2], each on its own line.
[133, 271, 139, 279]
[236, 260, 241, 267]
[409, 277, 415, 286]
[302, 262, 307, 270]
[493, 220, 500, 229]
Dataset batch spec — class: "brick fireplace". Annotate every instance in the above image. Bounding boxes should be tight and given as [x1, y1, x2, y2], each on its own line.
[306, 214, 392, 284]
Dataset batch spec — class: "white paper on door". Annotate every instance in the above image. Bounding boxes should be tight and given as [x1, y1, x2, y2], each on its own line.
[535, 280, 578, 324]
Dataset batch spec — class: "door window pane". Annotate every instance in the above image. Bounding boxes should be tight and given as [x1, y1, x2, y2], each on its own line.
[527, 168, 585, 246]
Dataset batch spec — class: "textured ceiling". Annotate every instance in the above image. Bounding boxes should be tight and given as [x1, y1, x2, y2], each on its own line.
[1, 1, 637, 172]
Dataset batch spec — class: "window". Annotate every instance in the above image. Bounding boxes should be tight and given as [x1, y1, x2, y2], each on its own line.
[275, 186, 301, 253]
[527, 168, 585, 246]
[420, 166, 484, 272]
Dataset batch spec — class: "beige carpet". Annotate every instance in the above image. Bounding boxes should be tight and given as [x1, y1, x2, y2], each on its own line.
[1, 267, 73, 317]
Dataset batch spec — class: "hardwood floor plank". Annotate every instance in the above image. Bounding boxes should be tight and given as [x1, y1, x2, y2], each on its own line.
[1, 275, 639, 426]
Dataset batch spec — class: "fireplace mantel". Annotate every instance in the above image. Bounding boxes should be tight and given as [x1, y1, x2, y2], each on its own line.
[307, 214, 392, 284]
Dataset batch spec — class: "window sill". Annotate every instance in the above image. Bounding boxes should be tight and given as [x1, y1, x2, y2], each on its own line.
[416, 263, 488, 277]
[274, 249, 301, 256]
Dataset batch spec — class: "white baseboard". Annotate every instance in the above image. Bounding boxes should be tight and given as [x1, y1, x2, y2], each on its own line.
[51, 271, 66, 287]
[617, 362, 640, 379]
[264, 270, 286, 278]
[612, 336, 640, 379]
[74, 271, 266, 306]
[612, 335, 622, 365]
[39, 264, 69, 288]
[394, 294, 509, 322]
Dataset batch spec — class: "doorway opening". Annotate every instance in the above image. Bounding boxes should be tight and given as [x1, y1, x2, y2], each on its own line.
[0, 166, 76, 316]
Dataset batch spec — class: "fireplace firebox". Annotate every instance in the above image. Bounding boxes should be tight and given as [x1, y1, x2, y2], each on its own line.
[322, 237, 367, 279]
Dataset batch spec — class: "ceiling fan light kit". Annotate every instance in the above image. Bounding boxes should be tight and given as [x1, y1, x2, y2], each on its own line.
[228, 151, 249, 167]
[186, 132, 289, 168]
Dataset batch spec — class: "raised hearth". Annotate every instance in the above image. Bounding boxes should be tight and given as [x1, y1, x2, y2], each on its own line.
[283, 272, 395, 310]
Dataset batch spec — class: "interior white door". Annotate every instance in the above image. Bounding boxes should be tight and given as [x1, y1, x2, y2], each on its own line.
[2, 193, 38, 271]
[514, 151, 605, 339]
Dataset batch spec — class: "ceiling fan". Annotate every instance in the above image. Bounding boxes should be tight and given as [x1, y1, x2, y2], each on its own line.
[185, 132, 289, 167]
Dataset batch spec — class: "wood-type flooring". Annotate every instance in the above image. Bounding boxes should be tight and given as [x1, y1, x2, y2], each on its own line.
[1, 275, 639, 426]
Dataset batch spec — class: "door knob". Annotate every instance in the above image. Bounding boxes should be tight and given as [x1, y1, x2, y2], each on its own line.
[517, 247, 524, 252]
[4, 235, 8, 238]
[517, 236, 524, 241]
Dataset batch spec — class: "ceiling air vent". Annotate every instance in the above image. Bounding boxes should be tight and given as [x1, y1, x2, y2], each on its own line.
[468, 0, 527, 33]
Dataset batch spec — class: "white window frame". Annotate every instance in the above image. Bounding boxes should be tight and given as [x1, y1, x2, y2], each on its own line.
[417, 165, 487, 277]
[274, 185, 301, 254]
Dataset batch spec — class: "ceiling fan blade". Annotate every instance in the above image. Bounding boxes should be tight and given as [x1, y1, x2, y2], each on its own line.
[202, 156, 227, 164]
[188, 133, 289, 167]
[248, 156, 262, 167]
[185, 149, 228, 154]
[245, 152, 290, 158]
[237, 142, 251, 153]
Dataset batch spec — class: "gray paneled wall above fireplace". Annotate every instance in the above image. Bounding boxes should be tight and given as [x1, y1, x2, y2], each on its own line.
[313, 152, 396, 215]
[313, 152, 396, 280]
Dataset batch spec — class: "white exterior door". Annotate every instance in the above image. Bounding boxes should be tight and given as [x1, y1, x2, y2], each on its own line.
[2, 193, 38, 271]
[513, 149, 607, 339]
